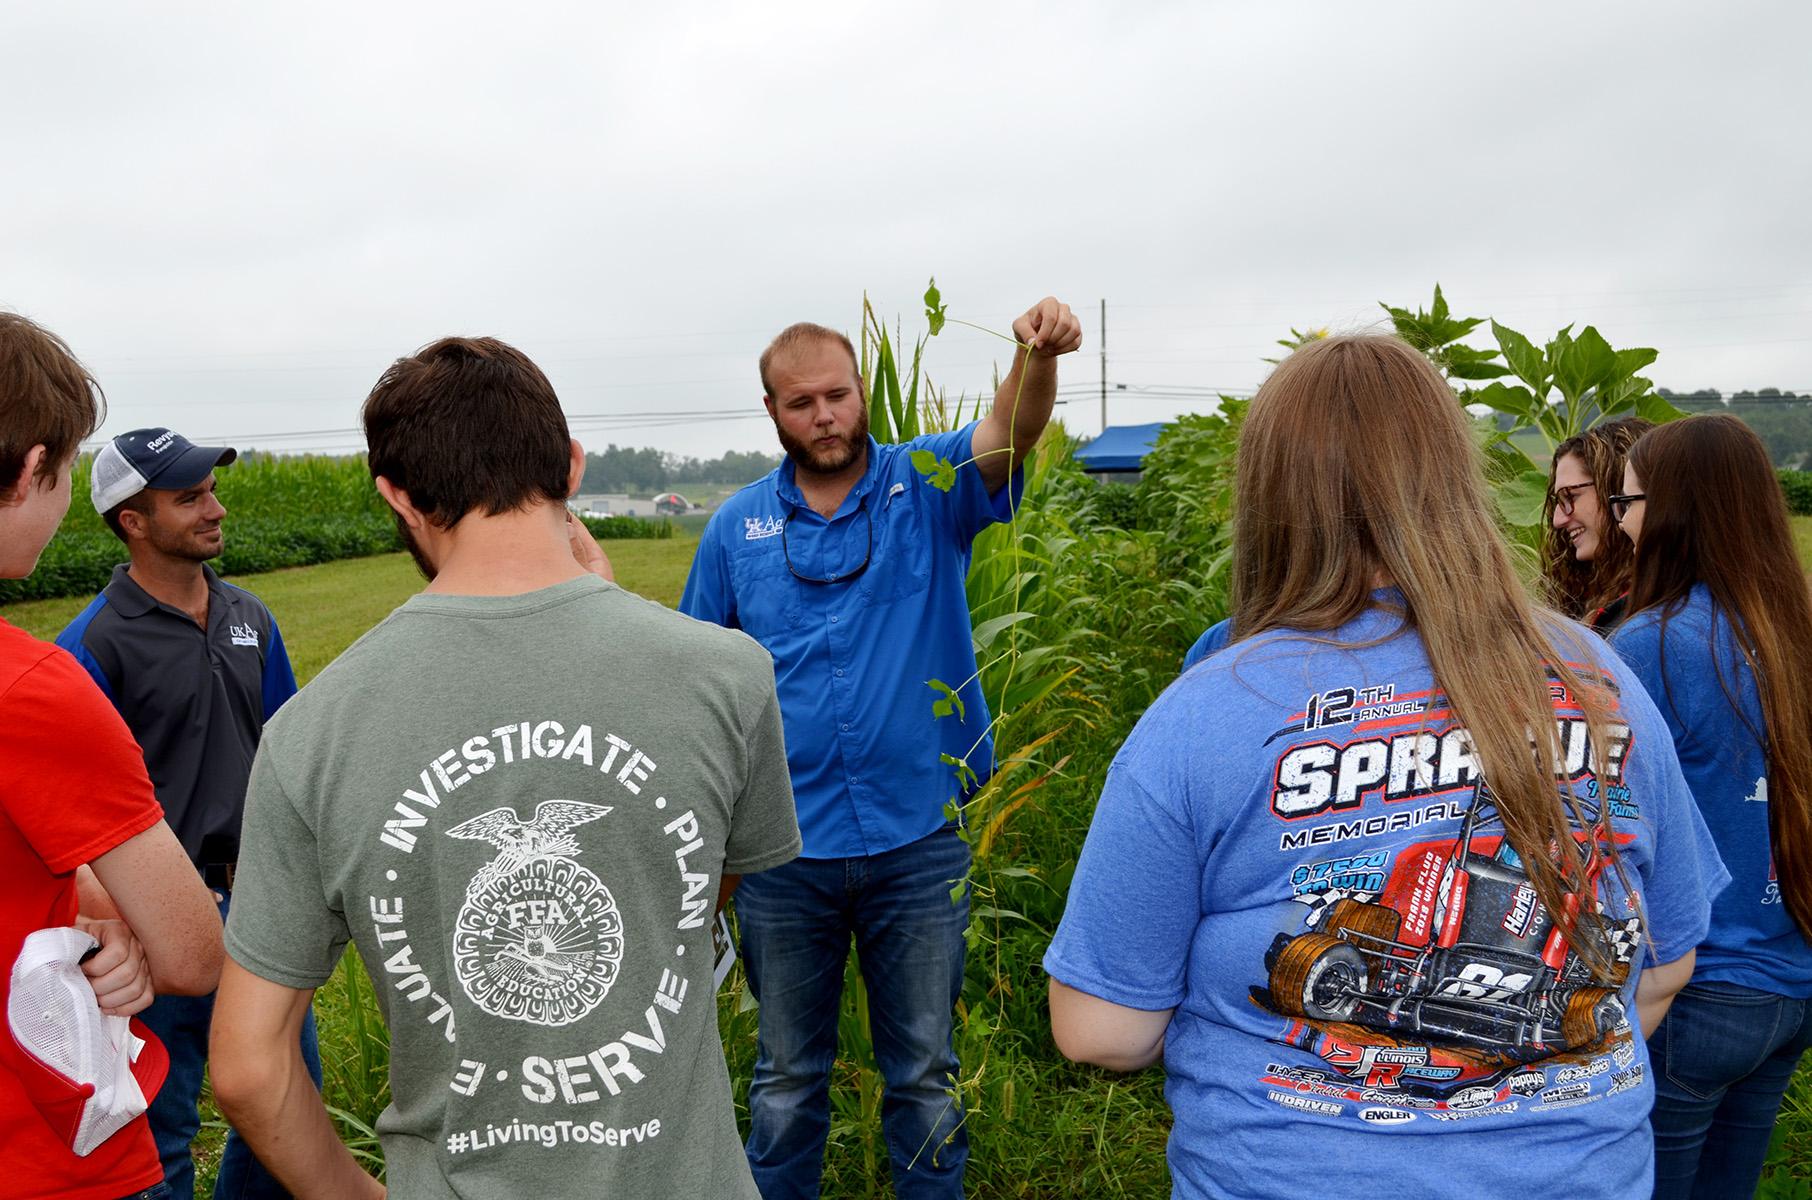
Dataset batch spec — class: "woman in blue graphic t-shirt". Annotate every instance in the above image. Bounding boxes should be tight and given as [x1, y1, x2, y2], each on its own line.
[1045, 335, 1728, 1200]
[1608, 413, 1812, 1200]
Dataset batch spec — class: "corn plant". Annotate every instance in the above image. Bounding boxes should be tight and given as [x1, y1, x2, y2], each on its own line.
[2, 452, 402, 603]
[2, 451, 675, 605]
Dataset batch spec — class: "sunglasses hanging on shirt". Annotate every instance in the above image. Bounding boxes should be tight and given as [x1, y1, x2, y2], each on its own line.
[782, 494, 873, 585]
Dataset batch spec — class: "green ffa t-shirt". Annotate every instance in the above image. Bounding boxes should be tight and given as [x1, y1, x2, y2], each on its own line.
[225, 575, 799, 1200]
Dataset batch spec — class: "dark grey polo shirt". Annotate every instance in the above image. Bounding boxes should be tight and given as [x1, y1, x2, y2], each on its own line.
[56, 564, 297, 868]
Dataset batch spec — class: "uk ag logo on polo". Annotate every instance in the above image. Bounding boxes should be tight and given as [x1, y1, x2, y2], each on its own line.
[743, 515, 784, 541]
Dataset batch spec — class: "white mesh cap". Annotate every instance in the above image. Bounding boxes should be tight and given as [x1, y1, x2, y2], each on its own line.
[89, 441, 150, 514]
[89, 427, 236, 514]
[7, 927, 151, 1156]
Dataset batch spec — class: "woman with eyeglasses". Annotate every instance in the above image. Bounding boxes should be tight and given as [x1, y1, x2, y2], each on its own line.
[1545, 417, 1653, 632]
[1045, 335, 1725, 1200]
[1607, 413, 1812, 1200]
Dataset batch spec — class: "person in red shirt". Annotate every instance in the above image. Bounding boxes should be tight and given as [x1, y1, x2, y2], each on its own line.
[0, 311, 224, 1200]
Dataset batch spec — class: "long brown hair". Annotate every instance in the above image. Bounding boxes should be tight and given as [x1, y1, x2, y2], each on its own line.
[1542, 418, 1653, 619]
[1234, 335, 1623, 974]
[1627, 414, 1812, 940]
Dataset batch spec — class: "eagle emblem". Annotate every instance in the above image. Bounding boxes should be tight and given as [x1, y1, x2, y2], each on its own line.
[446, 799, 625, 1026]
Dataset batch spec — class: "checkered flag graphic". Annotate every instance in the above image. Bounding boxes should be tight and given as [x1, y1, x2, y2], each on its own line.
[1291, 888, 1378, 929]
[1603, 916, 1643, 964]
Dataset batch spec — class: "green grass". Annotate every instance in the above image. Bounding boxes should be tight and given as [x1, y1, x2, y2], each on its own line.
[1791, 517, 1812, 569]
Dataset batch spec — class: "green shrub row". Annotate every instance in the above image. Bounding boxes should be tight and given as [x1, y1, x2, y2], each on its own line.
[2, 453, 677, 604]
[577, 514, 673, 540]
[1780, 470, 1812, 516]
[1, 516, 405, 603]
[1, 454, 402, 603]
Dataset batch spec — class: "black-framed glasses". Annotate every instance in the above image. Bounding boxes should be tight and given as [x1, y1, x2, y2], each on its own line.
[781, 495, 872, 585]
[1551, 480, 1595, 516]
[1607, 493, 1646, 523]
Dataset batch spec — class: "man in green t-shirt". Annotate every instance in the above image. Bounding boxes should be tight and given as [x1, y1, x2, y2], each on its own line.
[210, 337, 801, 1200]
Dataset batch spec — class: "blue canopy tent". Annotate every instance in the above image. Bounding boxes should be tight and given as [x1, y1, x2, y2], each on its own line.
[1073, 422, 1168, 480]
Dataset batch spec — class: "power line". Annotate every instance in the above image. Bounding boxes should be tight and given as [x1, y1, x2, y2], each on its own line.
[1113, 282, 1812, 311]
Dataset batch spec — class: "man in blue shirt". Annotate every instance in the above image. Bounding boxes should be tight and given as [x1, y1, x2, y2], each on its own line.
[57, 428, 321, 1200]
[681, 298, 1081, 1198]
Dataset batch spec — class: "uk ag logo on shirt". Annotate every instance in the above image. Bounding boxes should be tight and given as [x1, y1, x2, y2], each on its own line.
[228, 622, 260, 648]
[743, 515, 784, 541]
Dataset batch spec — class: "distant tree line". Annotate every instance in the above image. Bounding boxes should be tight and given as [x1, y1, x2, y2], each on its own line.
[1661, 388, 1812, 468]
[578, 444, 782, 495]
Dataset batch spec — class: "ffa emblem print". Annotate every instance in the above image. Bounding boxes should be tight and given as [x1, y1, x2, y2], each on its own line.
[446, 799, 625, 1026]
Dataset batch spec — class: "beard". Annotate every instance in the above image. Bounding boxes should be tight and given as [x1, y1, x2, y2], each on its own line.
[776, 406, 869, 477]
[146, 522, 224, 563]
[395, 512, 438, 581]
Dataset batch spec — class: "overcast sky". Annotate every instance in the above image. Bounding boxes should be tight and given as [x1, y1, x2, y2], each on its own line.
[3, 1, 1808, 459]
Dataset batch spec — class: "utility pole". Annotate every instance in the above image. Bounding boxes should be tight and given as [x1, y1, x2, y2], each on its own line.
[1099, 298, 1108, 435]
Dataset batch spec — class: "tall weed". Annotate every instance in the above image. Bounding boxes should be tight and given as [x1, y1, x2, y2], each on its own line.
[826, 291, 1220, 1193]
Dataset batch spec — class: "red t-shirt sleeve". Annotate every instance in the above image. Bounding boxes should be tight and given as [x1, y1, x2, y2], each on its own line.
[0, 646, 163, 873]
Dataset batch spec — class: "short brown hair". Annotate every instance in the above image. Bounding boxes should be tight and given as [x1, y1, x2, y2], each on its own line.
[362, 337, 572, 528]
[0, 312, 105, 490]
[758, 323, 860, 399]
[101, 493, 153, 543]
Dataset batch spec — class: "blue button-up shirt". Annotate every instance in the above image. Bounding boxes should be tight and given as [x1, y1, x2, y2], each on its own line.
[680, 422, 1022, 859]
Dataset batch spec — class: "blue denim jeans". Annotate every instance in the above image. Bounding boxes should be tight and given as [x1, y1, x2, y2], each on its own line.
[735, 825, 970, 1200]
[1648, 979, 1812, 1200]
[112, 1185, 172, 1200]
[137, 890, 323, 1200]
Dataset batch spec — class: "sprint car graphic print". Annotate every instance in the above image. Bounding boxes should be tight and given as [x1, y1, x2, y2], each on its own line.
[1256, 782, 1641, 1098]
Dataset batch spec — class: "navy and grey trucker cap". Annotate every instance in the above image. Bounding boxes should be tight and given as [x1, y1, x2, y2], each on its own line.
[90, 428, 238, 513]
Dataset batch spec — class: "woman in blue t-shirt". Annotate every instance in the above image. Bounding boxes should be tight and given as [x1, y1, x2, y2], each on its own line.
[1608, 413, 1812, 1200]
[1045, 334, 1727, 1200]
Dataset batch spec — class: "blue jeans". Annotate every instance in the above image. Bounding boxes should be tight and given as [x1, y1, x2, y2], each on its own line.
[735, 825, 970, 1200]
[137, 890, 324, 1200]
[1649, 979, 1812, 1200]
[112, 1185, 172, 1200]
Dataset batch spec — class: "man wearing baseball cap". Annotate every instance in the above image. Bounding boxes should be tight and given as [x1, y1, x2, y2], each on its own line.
[56, 427, 321, 1200]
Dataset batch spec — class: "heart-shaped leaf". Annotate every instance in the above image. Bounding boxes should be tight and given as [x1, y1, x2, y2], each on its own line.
[927, 679, 966, 722]
[924, 276, 947, 337]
